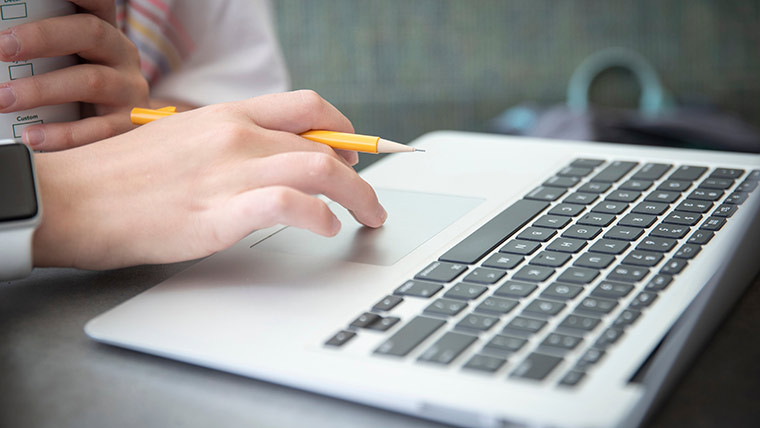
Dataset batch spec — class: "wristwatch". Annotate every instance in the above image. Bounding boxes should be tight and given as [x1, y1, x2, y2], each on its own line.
[0, 140, 41, 281]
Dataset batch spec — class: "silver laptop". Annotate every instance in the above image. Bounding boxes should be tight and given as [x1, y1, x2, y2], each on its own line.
[85, 131, 760, 428]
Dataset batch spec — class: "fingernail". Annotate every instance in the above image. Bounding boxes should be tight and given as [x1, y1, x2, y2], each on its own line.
[330, 216, 342, 235]
[0, 33, 19, 58]
[24, 127, 45, 148]
[0, 86, 15, 109]
[377, 204, 388, 224]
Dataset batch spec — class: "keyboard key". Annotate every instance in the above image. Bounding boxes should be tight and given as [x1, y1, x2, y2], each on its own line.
[589, 239, 630, 255]
[619, 179, 653, 191]
[699, 178, 733, 190]
[577, 296, 618, 315]
[373, 295, 404, 311]
[367, 316, 401, 331]
[500, 239, 541, 255]
[577, 182, 611, 194]
[463, 354, 506, 372]
[687, 230, 714, 245]
[663, 211, 701, 226]
[443, 283, 488, 301]
[439, 199, 548, 264]
[709, 168, 744, 179]
[645, 191, 680, 204]
[637, 236, 677, 252]
[350, 312, 383, 329]
[607, 265, 650, 283]
[676, 199, 713, 213]
[623, 250, 663, 267]
[674, 244, 701, 259]
[511, 353, 563, 381]
[513, 265, 555, 282]
[577, 212, 616, 227]
[482, 253, 524, 270]
[533, 215, 572, 229]
[618, 213, 657, 228]
[517, 227, 556, 242]
[505, 316, 547, 335]
[632, 201, 669, 215]
[456, 313, 500, 331]
[556, 267, 599, 285]
[657, 180, 691, 192]
[700, 217, 726, 231]
[424, 298, 468, 316]
[591, 161, 638, 183]
[485, 334, 527, 353]
[418, 332, 477, 364]
[576, 348, 605, 369]
[570, 158, 605, 168]
[475, 297, 519, 315]
[526, 186, 567, 202]
[574, 252, 615, 269]
[646, 274, 673, 291]
[650, 223, 689, 239]
[542, 332, 583, 350]
[559, 314, 601, 331]
[629, 291, 658, 310]
[548, 203, 586, 217]
[559, 369, 586, 387]
[736, 181, 758, 193]
[669, 166, 707, 181]
[541, 282, 584, 301]
[725, 192, 749, 205]
[374, 316, 446, 357]
[604, 226, 644, 241]
[530, 251, 572, 268]
[594, 327, 624, 348]
[564, 192, 598, 205]
[712, 205, 737, 218]
[395, 280, 444, 298]
[558, 166, 592, 177]
[660, 259, 688, 275]
[613, 309, 642, 327]
[591, 281, 634, 299]
[606, 190, 641, 203]
[562, 225, 602, 240]
[592, 201, 629, 215]
[415, 262, 468, 283]
[544, 176, 581, 188]
[524, 299, 566, 317]
[494, 281, 537, 298]
[687, 189, 723, 202]
[462, 267, 506, 284]
[325, 330, 356, 347]
[546, 238, 587, 253]
[631, 163, 672, 181]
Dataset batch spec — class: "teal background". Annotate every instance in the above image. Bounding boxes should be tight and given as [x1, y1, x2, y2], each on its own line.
[274, 0, 759, 153]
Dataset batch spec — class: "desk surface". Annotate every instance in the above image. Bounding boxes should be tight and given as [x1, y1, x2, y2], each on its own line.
[2, 264, 759, 428]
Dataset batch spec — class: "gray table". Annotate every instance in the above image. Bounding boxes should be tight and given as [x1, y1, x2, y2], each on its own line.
[2, 264, 759, 428]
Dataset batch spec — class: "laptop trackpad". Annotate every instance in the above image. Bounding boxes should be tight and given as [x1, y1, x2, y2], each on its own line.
[252, 189, 483, 266]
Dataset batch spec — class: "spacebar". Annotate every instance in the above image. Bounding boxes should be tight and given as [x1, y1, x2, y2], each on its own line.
[438, 199, 549, 264]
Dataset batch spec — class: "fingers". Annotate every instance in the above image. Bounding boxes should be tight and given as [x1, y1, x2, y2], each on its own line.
[0, 14, 135, 65]
[67, 0, 117, 25]
[0, 64, 147, 113]
[242, 152, 387, 228]
[239, 90, 355, 135]
[22, 114, 133, 150]
[219, 187, 342, 245]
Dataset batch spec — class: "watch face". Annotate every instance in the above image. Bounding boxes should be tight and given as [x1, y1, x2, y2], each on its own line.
[0, 144, 38, 221]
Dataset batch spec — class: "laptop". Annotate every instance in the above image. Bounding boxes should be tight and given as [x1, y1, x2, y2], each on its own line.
[85, 131, 760, 428]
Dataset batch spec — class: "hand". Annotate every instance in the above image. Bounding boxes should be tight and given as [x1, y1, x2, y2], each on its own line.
[0, 0, 149, 151]
[32, 90, 386, 269]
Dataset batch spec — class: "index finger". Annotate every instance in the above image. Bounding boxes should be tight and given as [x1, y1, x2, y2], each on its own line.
[68, 0, 116, 25]
[239, 90, 355, 135]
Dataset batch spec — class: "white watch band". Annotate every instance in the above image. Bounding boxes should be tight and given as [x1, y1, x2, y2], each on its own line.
[1, 227, 35, 281]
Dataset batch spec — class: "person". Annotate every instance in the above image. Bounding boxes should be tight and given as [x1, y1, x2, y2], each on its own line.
[31, 90, 386, 270]
[0, 0, 289, 151]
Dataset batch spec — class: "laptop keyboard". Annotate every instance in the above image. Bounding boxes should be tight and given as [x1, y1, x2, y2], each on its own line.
[325, 159, 759, 387]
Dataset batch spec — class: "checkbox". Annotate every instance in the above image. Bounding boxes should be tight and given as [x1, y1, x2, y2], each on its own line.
[1, 4, 28, 20]
[12, 119, 43, 139]
[9, 63, 33, 80]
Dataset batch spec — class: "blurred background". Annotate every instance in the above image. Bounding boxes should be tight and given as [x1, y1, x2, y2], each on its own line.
[273, 0, 759, 167]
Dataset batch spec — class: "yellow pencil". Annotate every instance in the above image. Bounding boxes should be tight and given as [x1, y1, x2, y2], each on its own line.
[130, 107, 424, 154]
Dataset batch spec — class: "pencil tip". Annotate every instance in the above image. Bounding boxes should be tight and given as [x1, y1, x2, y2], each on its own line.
[415, 148, 426, 152]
